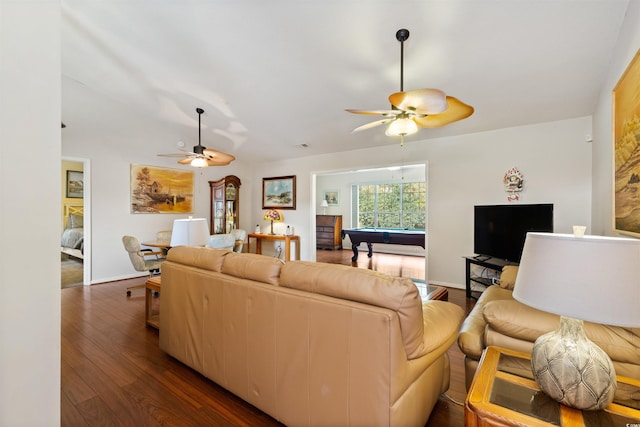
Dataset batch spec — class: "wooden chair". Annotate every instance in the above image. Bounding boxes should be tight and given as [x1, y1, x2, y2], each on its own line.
[122, 236, 164, 296]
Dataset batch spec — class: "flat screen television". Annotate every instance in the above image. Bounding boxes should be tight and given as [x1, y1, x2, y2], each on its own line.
[474, 204, 553, 263]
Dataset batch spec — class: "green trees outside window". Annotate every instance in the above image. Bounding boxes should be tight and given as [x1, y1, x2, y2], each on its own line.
[356, 182, 425, 229]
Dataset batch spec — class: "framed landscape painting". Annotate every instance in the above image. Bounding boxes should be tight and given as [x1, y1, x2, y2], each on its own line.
[130, 164, 194, 214]
[66, 170, 84, 198]
[262, 175, 296, 209]
[613, 49, 640, 237]
[323, 190, 339, 206]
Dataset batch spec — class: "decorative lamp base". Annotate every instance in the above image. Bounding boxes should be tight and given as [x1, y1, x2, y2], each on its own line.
[269, 220, 274, 235]
[531, 316, 616, 410]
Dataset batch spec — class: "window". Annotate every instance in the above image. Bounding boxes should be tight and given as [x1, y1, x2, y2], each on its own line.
[354, 181, 425, 229]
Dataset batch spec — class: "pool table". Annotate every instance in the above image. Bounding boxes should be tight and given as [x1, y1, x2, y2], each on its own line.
[341, 227, 426, 261]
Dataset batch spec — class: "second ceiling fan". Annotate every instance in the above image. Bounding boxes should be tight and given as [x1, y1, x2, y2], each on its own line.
[159, 108, 235, 168]
[347, 29, 474, 140]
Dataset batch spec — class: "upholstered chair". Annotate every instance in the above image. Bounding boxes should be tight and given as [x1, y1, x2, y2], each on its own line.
[122, 235, 164, 296]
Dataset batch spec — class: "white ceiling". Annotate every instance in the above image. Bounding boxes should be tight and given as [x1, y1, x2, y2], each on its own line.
[62, 0, 629, 164]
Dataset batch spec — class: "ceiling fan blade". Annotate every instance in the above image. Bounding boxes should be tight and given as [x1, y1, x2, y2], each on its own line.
[345, 109, 398, 116]
[351, 118, 396, 133]
[206, 158, 233, 166]
[413, 96, 474, 128]
[389, 88, 447, 115]
[202, 148, 236, 163]
[177, 157, 196, 165]
[158, 153, 193, 158]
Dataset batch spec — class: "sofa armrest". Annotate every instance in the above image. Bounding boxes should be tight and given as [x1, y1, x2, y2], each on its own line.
[421, 301, 464, 357]
[457, 286, 514, 360]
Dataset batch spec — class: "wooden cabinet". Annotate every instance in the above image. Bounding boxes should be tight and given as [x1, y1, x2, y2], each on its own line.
[316, 215, 342, 250]
[209, 175, 241, 234]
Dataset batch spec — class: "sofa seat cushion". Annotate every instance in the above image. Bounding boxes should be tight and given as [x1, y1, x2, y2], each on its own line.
[166, 246, 229, 272]
[280, 260, 425, 359]
[221, 251, 283, 285]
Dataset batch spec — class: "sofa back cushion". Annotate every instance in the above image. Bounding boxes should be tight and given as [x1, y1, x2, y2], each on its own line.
[221, 252, 283, 285]
[280, 261, 425, 358]
[166, 246, 229, 272]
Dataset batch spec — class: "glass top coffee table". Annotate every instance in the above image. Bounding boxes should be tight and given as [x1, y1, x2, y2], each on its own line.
[465, 346, 640, 427]
[410, 279, 448, 301]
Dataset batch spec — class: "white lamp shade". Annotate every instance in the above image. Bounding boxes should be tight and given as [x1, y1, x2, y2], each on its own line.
[513, 233, 640, 328]
[190, 157, 208, 168]
[170, 218, 210, 246]
[385, 118, 418, 136]
[320, 200, 329, 208]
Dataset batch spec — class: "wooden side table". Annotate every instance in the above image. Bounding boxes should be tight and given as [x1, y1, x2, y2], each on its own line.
[465, 346, 640, 426]
[247, 233, 300, 262]
[145, 276, 161, 329]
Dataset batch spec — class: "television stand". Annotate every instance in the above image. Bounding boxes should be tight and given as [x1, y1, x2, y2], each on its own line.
[464, 255, 518, 299]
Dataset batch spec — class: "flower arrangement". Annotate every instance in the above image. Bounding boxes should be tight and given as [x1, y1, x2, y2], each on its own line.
[263, 209, 283, 234]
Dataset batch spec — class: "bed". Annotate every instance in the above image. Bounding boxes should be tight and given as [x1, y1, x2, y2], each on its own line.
[61, 203, 84, 259]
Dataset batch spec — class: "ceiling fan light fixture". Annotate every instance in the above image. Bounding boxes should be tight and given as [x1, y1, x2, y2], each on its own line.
[385, 117, 418, 136]
[190, 157, 208, 168]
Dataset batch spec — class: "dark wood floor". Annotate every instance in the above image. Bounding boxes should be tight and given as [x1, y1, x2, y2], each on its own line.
[61, 250, 474, 426]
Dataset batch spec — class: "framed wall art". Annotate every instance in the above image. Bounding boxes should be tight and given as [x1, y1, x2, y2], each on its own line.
[613, 49, 640, 237]
[262, 175, 296, 209]
[130, 164, 194, 214]
[66, 170, 84, 198]
[323, 190, 339, 206]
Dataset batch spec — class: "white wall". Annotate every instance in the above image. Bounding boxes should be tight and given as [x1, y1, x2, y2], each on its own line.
[0, 1, 61, 424]
[592, 1, 640, 236]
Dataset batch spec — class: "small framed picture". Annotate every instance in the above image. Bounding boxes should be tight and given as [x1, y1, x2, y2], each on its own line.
[262, 175, 296, 209]
[66, 170, 84, 198]
[323, 190, 339, 206]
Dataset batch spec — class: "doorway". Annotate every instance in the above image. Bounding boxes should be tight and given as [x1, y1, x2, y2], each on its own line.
[313, 162, 428, 281]
[61, 157, 91, 286]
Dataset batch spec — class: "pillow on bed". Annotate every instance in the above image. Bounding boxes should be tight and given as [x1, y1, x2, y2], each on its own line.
[68, 213, 83, 229]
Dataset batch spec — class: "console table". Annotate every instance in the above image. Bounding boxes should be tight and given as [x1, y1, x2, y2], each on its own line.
[248, 233, 300, 262]
[464, 256, 516, 299]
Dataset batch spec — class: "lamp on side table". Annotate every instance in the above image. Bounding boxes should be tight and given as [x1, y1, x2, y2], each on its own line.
[513, 232, 640, 410]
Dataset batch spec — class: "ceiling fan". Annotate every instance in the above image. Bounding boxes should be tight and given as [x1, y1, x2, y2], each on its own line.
[346, 29, 474, 142]
[158, 107, 235, 168]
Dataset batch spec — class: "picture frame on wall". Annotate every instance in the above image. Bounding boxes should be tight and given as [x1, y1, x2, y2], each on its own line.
[66, 170, 84, 198]
[130, 164, 194, 214]
[262, 175, 296, 209]
[613, 49, 640, 237]
[323, 190, 339, 206]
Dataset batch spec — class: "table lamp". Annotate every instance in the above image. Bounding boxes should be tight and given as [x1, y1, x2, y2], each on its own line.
[513, 232, 640, 410]
[170, 217, 210, 246]
[263, 209, 283, 235]
[320, 199, 329, 215]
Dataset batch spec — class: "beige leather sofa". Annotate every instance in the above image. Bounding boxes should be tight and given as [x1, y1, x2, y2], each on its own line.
[159, 246, 464, 426]
[457, 266, 640, 398]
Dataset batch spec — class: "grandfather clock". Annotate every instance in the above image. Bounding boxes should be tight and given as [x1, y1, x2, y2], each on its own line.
[209, 175, 241, 234]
